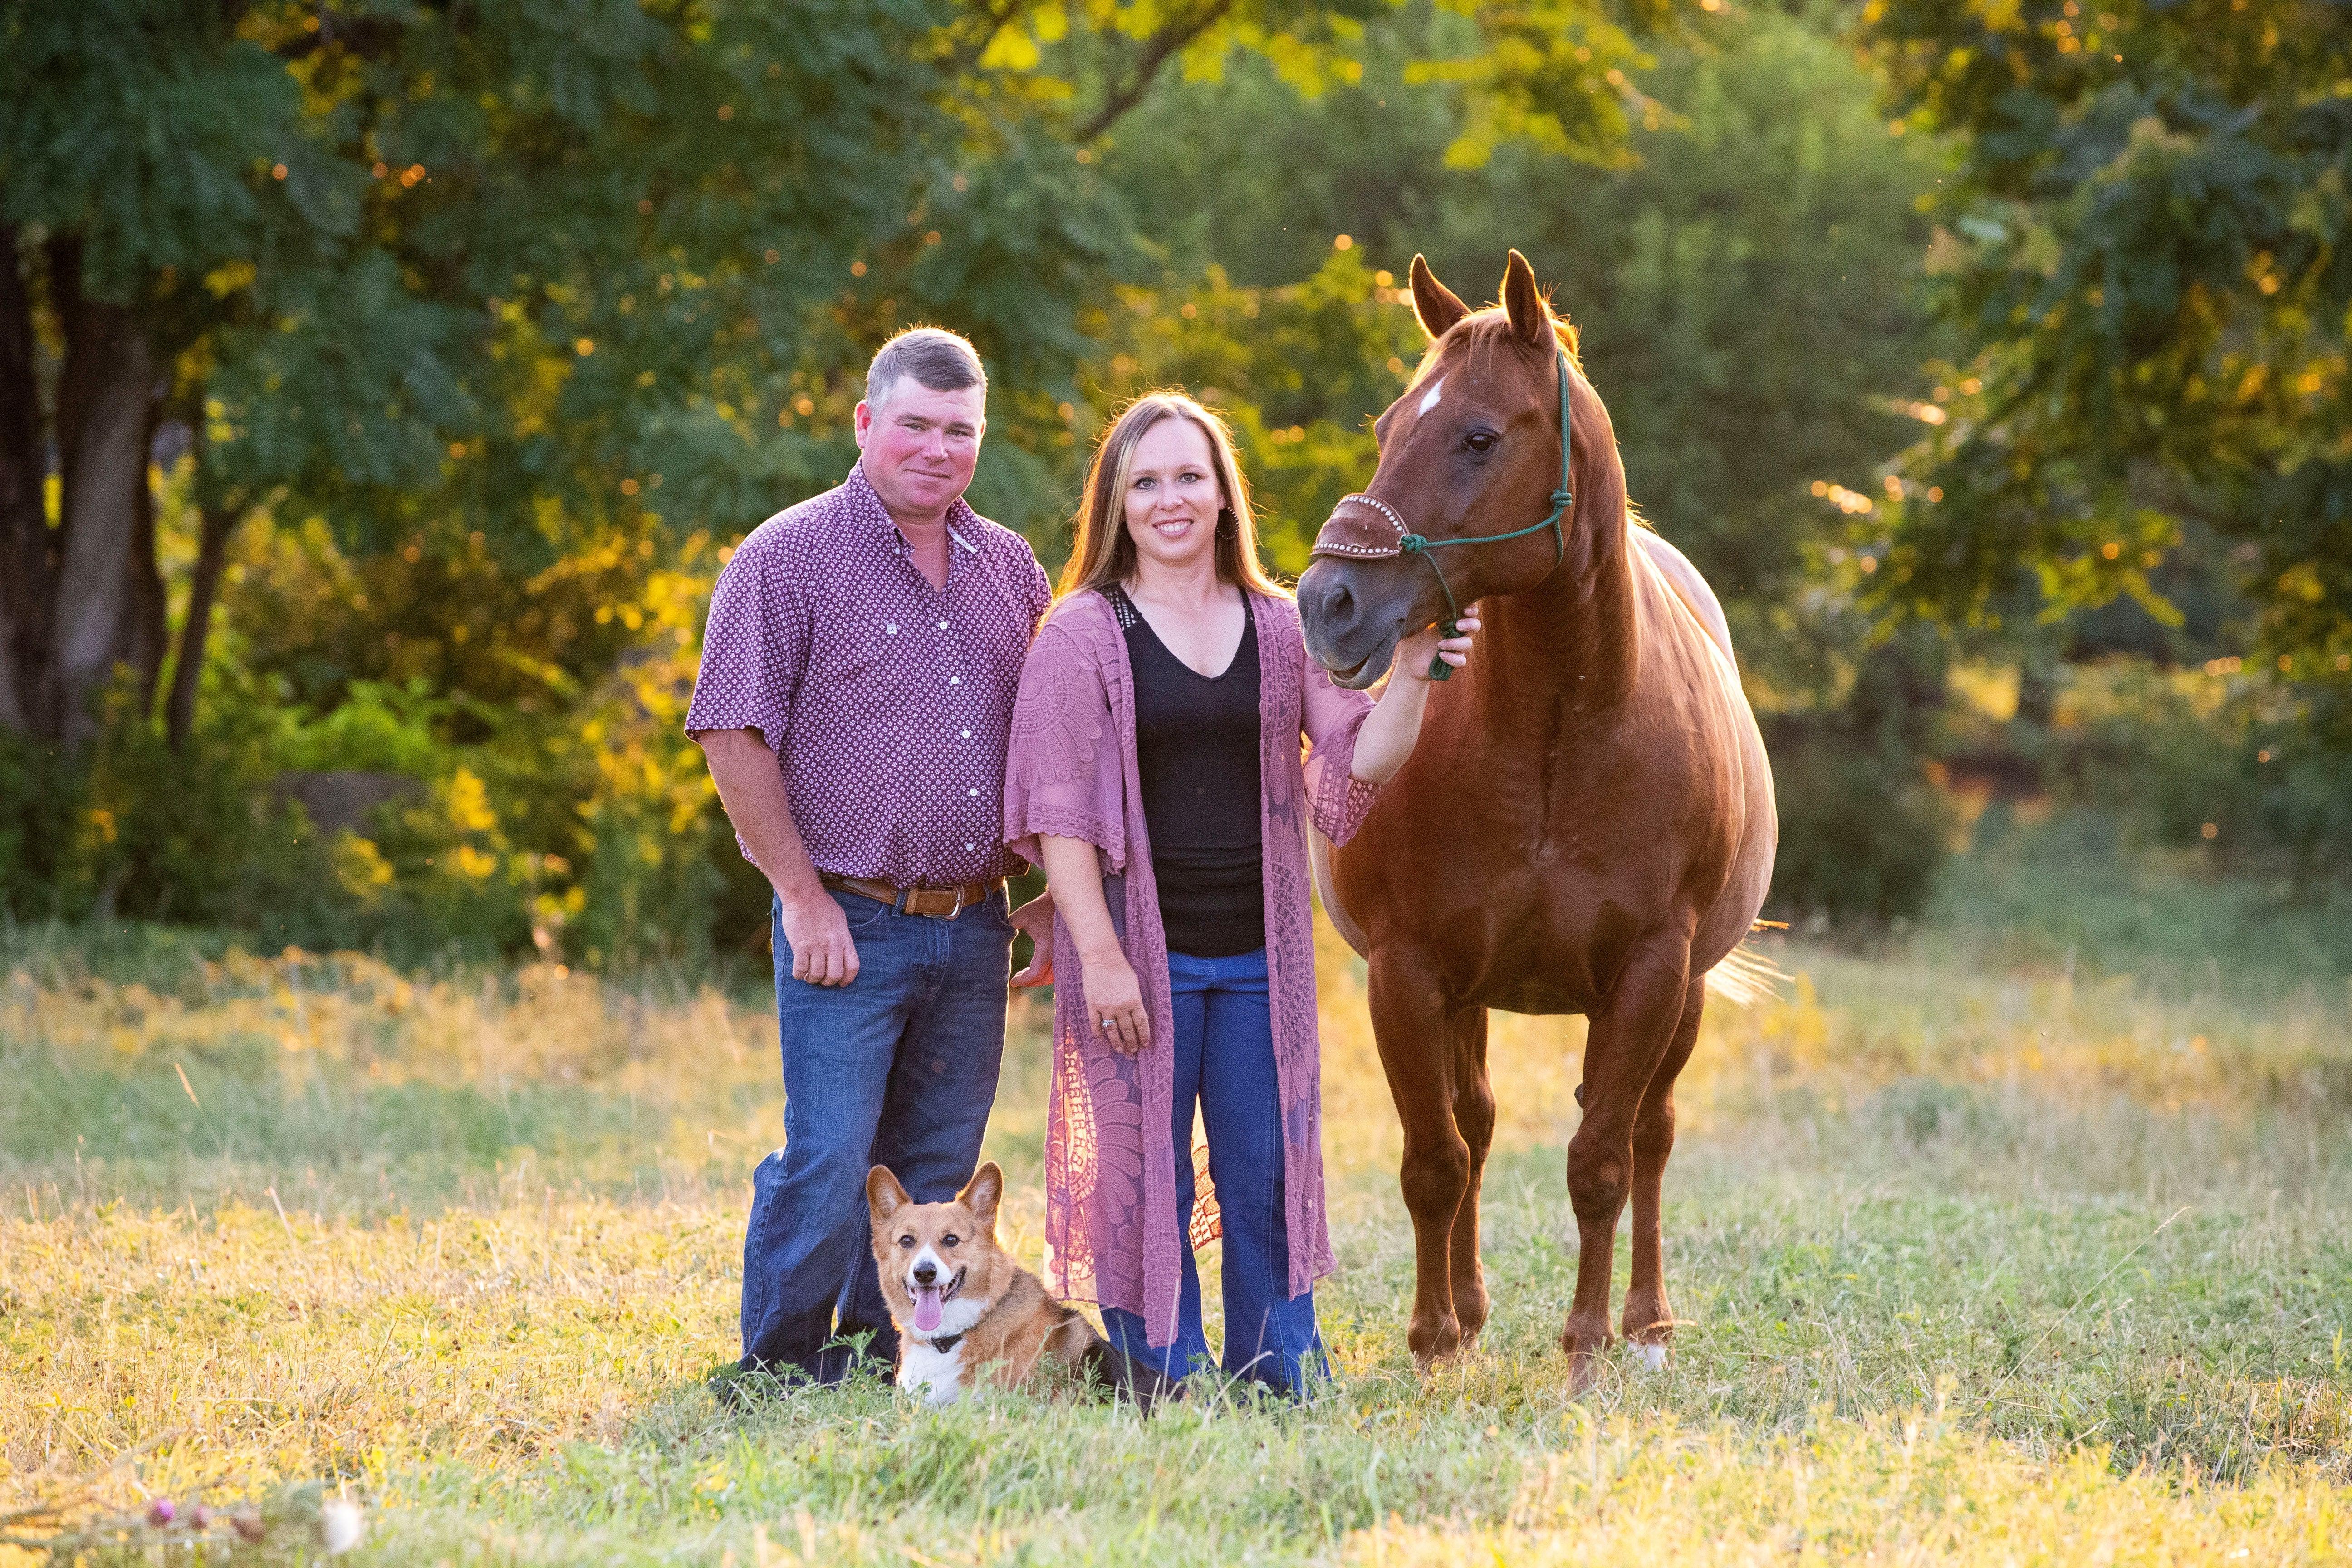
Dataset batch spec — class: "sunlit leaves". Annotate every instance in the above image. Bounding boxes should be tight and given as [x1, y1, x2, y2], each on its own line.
[1860, 0, 2352, 681]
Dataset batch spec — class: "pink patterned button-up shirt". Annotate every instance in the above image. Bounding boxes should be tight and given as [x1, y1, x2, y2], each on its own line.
[686, 461, 1052, 884]
[1003, 588, 1380, 1347]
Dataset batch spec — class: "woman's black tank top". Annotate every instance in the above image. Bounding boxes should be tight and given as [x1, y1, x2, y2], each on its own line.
[1112, 586, 1265, 958]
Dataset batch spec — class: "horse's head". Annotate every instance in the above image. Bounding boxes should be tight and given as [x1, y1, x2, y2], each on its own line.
[1298, 250, 1622, 689]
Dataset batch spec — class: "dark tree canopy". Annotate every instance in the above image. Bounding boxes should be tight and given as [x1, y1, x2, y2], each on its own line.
[1859, 0, 2352, 687]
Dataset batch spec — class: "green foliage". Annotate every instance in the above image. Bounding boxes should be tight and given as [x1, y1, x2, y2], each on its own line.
[1079, 252, 1425, 569]
[1858, 0, 2352, 622]
[1762, 633, 1954, 924]
[1855, 0, 2352, 874]
[1766, 738, 1949, 925]
[2034, 661, 2352, 890]
[1469, 11, 1949, 643]
[1, 0, 1973, 956]
[1093, 8, 1958, 917]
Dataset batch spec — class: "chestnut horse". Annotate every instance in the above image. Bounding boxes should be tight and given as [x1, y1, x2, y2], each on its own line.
[1296, 250, 1776, 1391]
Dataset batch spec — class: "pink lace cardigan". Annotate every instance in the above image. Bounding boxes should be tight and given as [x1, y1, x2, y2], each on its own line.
[1003, 588, 1380, 1348]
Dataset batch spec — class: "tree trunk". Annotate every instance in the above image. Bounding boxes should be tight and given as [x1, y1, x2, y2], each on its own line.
[164, 501, 240, 752]
[48, 235, 163, 750]
[0, 225, 54, 736]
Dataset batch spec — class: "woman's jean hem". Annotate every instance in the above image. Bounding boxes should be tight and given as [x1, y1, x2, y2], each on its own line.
[1098, 945, 1328, 1397]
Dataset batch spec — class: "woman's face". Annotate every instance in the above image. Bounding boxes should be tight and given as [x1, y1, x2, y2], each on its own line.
[1120, 416, 1224, 579]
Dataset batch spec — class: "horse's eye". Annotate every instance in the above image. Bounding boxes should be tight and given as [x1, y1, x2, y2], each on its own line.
[898, 1235, 916, 1248]
[941, 1234, 960, 1248]
[1464, 430, 1498, 453]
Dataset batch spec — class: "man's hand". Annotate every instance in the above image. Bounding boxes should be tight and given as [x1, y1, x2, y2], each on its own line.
[695, 728, 860, 985]
[1009, 890, 1056, 988]
[779, 890, 861, 986]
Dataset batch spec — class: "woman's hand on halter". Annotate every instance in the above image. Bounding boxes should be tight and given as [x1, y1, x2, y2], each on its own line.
[1394, 614, 1481, 683]
[1348, 614, 1479, 786]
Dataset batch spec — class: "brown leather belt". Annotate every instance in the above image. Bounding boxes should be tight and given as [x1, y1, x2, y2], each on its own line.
[820, 872, 1001, 920]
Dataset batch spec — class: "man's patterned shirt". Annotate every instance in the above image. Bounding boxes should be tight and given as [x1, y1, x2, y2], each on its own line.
[686, 461, 1053, 885]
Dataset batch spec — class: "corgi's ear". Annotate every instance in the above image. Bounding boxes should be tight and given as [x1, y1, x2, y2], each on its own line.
[867, 1165, 912, 1221]
[957, 1161, 1003, 1228]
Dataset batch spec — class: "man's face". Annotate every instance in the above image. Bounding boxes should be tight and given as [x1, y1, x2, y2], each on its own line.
[854, 379, 986, 523]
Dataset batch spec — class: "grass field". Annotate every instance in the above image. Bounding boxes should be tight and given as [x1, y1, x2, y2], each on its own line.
[6, 813, 2352, 1564]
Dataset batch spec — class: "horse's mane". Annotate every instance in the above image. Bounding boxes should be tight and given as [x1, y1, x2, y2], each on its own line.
[1413, 306, 1583, 390]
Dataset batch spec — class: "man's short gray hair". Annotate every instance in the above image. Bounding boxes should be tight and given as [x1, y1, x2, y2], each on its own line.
[865, 327, 987, 411]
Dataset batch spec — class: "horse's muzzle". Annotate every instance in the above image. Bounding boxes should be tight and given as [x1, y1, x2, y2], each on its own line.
[1298, 561, 1399, 691]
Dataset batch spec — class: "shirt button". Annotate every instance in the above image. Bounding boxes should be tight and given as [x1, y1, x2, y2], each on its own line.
[937, 619, 949, 630]
[960, 729, 971, 739]
[885, 622, 898, 635]
[965, 842, 976, 852]
[949, 676, 961, 686]
[967, 788, 979, 797]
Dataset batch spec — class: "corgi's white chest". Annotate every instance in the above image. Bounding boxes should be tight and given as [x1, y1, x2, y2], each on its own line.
[899, 1339, 966, 1406]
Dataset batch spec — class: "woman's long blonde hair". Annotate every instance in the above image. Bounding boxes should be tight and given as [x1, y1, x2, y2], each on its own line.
[1056, 392, 1288, 601]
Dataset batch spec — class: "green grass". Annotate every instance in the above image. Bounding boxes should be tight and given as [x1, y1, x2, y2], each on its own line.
[5, 815, 2352, 1563]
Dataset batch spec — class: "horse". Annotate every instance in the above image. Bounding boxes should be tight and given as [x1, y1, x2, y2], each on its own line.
[1295, 250, 1776, 1392]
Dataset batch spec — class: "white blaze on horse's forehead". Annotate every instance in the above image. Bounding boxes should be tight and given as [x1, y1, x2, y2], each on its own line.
[1417, 377, 1446, 416]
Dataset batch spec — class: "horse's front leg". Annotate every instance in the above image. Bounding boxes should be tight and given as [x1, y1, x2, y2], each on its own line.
[1564, 928, 1693, 1394]
[1621, 975, 1704, 1364]
[1368, 948, 1469, 1367]
[1447, 1006, 1496, 1347]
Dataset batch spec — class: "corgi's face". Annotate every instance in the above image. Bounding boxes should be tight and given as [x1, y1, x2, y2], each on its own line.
[867, 1163, 1004, 1337]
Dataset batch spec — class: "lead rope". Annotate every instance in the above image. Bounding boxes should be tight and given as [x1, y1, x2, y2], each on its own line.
[1393, 351, 1575, 680]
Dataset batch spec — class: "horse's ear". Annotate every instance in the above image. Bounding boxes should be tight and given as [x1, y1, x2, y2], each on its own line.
[1500, 249, 1548, 347]
[1410, 254, 1470, 341]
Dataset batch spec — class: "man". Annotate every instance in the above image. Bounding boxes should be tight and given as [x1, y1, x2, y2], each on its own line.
[687, 326, 1054, 1386]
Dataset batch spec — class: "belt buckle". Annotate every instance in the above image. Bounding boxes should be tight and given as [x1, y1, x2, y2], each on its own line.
[907, 886, 963, 920]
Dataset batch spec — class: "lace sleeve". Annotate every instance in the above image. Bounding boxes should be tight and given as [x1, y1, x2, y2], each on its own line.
[1301, 652, 1379, 845]
[1005, 620, 1127, 869]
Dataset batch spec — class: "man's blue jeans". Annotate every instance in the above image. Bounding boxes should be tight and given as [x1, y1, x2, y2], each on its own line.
[740, 886, 1011, 1382]
[1098, 947, 1328, 1396]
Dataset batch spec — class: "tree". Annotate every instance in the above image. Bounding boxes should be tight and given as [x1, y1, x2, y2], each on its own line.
[1455, 7, 1948, 671]
[1, 0, 1706, 946]
[0, 0, 1120, 753]
[0, 3, 310, 746]
[1858, 0, 2351, 678]
[1093, 5, 1948, 672]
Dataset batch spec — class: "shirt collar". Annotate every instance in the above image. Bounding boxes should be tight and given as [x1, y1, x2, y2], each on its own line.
[847, 459, 981, 558]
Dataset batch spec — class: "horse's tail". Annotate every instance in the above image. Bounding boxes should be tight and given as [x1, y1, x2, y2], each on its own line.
[1703, 935, 1788, 1009]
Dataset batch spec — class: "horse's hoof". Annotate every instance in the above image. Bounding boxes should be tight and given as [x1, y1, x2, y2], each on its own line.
[1408, 1319, 1465, 1371]
[1564, 1351, 1604, 1397]
[1628, 1340, 1668, 1373]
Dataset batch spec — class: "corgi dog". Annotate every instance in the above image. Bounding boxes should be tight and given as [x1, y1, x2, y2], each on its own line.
[866, 1161, 1163, 1409]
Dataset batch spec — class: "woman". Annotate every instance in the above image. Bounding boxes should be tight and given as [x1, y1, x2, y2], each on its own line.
[1003, 392, 1475, 1394]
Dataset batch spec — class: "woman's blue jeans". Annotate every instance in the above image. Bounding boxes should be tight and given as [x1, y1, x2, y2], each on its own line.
[1098, 946, 1328, 1396]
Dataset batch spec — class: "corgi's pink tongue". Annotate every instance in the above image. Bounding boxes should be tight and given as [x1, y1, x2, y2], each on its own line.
[912, 1285, 943, 1333]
